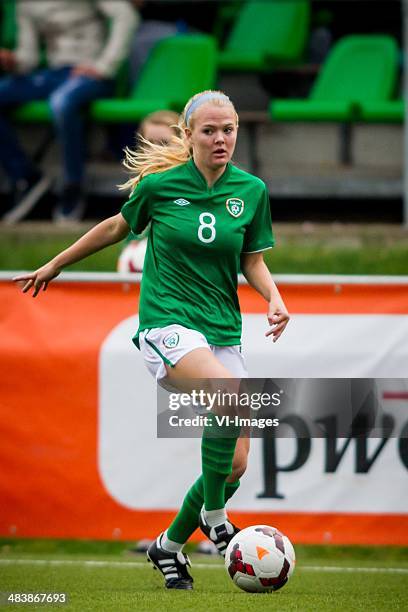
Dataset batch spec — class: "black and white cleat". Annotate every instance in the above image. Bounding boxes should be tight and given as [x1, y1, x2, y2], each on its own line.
[147, 534, 193, 590]
[199, 510, 240, 557]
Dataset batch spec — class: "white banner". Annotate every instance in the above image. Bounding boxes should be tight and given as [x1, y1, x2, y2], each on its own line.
[99, 314, 408, 514]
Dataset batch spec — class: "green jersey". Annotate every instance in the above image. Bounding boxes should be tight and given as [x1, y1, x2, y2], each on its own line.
[124, 225, 150, 244]
[121, 159, 274, 347]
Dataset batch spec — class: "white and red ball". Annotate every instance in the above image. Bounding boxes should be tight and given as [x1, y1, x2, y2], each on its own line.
[225, 525, 295, 593]
[117, 239, 147, 273]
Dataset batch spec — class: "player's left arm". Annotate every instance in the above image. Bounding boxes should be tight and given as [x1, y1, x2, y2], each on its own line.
[241, 252, 290, 342]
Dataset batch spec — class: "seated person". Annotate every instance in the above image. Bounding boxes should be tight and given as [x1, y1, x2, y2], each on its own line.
[0, 0, 138, 223]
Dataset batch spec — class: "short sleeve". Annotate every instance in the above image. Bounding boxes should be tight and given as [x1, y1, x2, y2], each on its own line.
[121, 175, 153, 235]
[125, 224, 151, 243]
[242, 184, 275, 253]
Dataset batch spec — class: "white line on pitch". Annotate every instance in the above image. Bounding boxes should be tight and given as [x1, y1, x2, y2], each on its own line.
[0, 559, 407, 574]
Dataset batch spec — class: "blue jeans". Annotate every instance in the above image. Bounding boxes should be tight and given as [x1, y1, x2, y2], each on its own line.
[0, 67, 113, 185]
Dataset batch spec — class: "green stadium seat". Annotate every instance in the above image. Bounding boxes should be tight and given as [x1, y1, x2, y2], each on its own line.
[91, 34, 217, 122]
[212, 0, 242, 44]
[12, 101, 52, 122]
[12, 34, 217, 124]
[270, 35, 399, 122]
[218, 0, 310, 71]
[0, 0, 17, 49]
[360, 100, 404, 123]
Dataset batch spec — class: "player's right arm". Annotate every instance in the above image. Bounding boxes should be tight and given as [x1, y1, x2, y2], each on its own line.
[13, 213, 130, 297]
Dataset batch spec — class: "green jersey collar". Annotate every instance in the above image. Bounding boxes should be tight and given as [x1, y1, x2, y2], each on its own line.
[187, 158, 232, 191]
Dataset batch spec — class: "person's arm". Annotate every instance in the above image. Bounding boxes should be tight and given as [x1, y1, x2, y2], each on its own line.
[89, 1, 139, 78]
[13, 213, 130, 297]
[241, 252, 289, 342]
[13, 3, 40, 74]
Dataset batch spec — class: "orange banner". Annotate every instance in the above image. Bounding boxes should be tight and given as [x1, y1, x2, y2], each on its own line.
[1, 278, 407, 545]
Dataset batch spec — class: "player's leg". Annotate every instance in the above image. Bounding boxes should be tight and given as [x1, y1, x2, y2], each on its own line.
[165, 348, 245, 552]
[227, 435, 250, 483]
[191, 347, 250, 555]
[213, 344, 250, 486]
[164, 436, 249, 546]
[141, 328, 212, 589]
[140, 327, 248, 587]
[161, 343, 250, 547]
[161, 342, 250, 548]
[169, 346, 241, 501]
[146, 471, 241, 591]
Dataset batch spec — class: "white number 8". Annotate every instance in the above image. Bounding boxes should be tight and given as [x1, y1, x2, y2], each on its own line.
[198, 212, 216, 243]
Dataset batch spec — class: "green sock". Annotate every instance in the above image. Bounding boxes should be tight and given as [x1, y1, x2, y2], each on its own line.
[201, 416, 240, 510]
[225, 479, 240, 500]
[166, 476, 240, 544]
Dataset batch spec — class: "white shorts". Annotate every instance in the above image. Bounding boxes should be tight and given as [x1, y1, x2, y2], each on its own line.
[139, 324, 248, 382]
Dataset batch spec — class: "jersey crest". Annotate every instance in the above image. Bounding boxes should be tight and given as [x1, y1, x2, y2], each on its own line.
[226, 198, 244, 218]
[163, 332, 180, 348]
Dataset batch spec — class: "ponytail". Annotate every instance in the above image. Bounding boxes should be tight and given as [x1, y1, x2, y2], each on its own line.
[119, 132, 190, 192]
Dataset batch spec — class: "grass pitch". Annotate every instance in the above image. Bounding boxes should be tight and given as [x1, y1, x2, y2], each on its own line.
[0, 540, 407, 611]
[1, 222, 408, 275]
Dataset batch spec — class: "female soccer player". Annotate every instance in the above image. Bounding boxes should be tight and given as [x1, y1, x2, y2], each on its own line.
[13, 90, 289, 590]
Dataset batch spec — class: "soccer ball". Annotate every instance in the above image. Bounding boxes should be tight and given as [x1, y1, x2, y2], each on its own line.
[117, 239, 147, 273]
[225, 525, 295, 593]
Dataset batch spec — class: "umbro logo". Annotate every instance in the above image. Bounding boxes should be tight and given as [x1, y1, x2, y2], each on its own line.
[174, 198, 190, 206]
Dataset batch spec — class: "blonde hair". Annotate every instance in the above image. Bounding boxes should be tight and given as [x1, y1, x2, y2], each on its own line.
[119, 90, 238, 192]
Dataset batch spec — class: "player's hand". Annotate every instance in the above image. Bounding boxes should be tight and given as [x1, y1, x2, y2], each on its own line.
[265, 304, 290, 342]
[0, 49, 17, 72]
[70, 64, 104, 79]
[12, 262, 61, 297]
